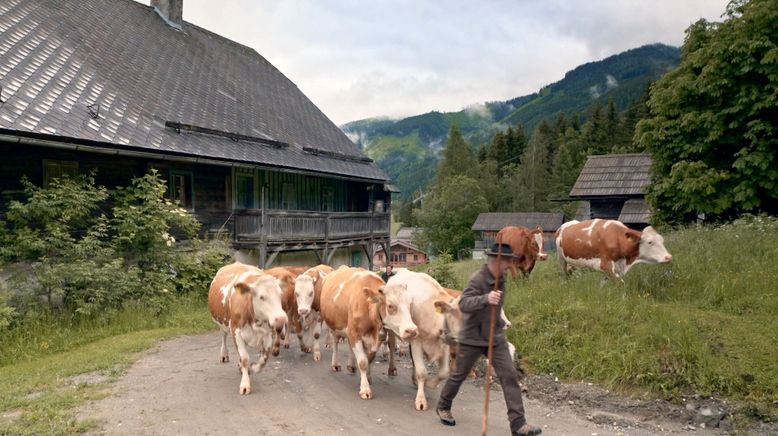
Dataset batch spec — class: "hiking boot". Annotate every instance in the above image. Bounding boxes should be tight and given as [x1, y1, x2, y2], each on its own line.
[436, 408, 456, 426]
[513, 423, 542, 436]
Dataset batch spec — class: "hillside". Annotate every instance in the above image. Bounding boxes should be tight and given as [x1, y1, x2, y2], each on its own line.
[341, 43, 680, 198]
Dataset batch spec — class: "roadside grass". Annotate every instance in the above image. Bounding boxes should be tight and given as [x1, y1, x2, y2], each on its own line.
[450, 218, 778, 423]
[0, 295, 214, 435]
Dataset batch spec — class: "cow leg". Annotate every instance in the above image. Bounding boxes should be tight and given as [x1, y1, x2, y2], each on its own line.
[250, 333, 273, 374]
[233, 331, 252, 395]
[430, 344, 451, 389]
[220, 329, 230, 363]
[600, 259, 622, 283]
[386, 330, 398, 376]
[409, 341, 429, 410]
[347, 346, 357, 374]
[352, 340, 373, 400]
[282, 321, 291, 349]
[312, 318, 322, 362]
[330, 332, 342, 372]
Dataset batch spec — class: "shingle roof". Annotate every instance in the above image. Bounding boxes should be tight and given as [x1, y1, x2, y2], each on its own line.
[395, 227, 421, 241]
[618, 198, 652, 224]
[569, 154, 651, 198]
[0, 0, 387, 182]
[471, 212, 565, 232]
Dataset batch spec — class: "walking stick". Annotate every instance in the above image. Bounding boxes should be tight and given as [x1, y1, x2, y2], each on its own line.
[482, 235, 503, 436]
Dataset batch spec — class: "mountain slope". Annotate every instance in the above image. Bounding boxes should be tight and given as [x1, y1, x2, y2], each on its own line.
[342, 43, 680, 198]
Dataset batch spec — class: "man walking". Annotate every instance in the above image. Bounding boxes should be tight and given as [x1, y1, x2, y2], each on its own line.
[381, 264, 395, 282]
[436, 242, 542, 436]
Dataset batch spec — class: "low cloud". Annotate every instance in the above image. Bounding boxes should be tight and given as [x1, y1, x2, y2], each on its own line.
[605, 74, 618, 89]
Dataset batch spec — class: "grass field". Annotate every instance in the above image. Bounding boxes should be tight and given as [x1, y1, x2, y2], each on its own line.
[0, 295, 214, 435]
[451, 216, 778, 423]
[0, 217, 775, 433]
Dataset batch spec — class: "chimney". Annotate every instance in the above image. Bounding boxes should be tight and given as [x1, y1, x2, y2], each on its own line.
[151, 0, 183, 30]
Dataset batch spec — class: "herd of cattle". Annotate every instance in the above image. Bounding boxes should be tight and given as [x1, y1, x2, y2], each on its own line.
[207, 218, 673, 408]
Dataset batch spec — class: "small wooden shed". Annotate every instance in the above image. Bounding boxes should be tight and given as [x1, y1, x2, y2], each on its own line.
[471, 212, 564, 254]
[569, 153, 653, 228]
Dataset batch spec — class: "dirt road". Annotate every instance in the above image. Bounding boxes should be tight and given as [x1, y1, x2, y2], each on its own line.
[78, 332, 719, 435]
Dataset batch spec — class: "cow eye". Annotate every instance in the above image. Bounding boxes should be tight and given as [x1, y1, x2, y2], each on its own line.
[309, 291, 313, 297]
[259, 295, 265, 301]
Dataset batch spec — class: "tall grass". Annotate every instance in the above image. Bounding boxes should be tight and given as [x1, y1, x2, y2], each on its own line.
[452, 217, 778, 419]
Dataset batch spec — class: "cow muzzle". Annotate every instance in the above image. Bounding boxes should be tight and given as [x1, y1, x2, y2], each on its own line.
[538, 253, 548, 261]
[402, 327, 418, 340]
[298, 307, 310, 316]
[272, 314, 287, 331]
[662, 254, 673, 263]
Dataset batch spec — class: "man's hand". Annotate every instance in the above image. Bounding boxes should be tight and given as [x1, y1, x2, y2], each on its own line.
[487, 290, 502, 306]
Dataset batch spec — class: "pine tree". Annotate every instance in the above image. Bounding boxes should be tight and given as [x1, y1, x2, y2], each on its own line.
[488, 131, 509, 176]
[435, 125, 477, 187]
[512, 121, 553, 211]
[506, 124, 526, 162]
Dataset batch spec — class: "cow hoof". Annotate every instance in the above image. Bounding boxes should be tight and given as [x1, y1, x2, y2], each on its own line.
[388, 367, 397, 377]
[347, 365, 356, 374]
[359, 389, 373, 400]
[272, 347, 280, 356]
[221, 356, 229, 363]
[301, 347, 311, 353]
[313, 351, 321, 362]
[415, 399, 428, 411]
[284, 344, 290, 349]
[240, 384, 251, 395]
[314, 333, 320, 340]
[332, 365, 341, 372]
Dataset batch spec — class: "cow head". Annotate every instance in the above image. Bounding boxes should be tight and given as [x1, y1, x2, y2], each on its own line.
[294, 273, 315, 317]
[366, 281, 418, 340]
[636, 226, 673, 264]
[530, 226, 548, 261]
[237, 274, 288, 331]
[434, 296, 462, 346]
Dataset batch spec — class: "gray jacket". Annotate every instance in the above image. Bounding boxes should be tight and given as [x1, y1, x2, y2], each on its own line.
[457, 264, 507, 346]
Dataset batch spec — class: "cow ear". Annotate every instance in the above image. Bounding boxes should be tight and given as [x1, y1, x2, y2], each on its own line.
[625, 230, 641, 244]
[363, 287, 381, 304]
[235, 281, 250, 294]
[434, 299, 452, 314]
[275, 278, 287, 295]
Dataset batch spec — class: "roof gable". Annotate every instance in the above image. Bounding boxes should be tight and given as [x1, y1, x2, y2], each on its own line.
[471, 212, 565, 231]
[0, 0, 387, 181]
[569, 153, 651, 198]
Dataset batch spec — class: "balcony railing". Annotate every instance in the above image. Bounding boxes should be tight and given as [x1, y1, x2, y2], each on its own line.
[234, 209, 390, 244]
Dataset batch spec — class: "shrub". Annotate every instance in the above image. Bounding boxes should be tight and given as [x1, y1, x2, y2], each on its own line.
[425, 251, 459, 289]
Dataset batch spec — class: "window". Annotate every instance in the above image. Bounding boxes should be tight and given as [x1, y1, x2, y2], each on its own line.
[235, 168, 256, 209]
[322, 187, 334, 212]
[282, 182, 297, 210]
[399, 253, 407, 262]
[413, 254, 418, 261]
[43, 159, 78, 187]
[170, 171, 194, 210]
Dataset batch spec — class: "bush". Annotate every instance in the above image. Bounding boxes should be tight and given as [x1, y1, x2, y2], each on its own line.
[425, 251, 459, 289]
[0, 171, 230, 318]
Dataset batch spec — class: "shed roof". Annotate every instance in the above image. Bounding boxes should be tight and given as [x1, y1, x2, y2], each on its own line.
[618, 198, 652, 224]
[471, 212, 565, 232]
[0, 0, 387, 182]
[569, 154, 651, 198]
[395, 227, 421, 241]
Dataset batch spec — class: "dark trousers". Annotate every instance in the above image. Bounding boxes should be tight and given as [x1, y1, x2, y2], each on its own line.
[437, 340, 526, 432]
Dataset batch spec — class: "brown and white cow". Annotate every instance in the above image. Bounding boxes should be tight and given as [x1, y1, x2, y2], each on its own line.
[208, 262, 287, 395]
[496, 225, 548, 278]
[320, 266, 418, 399]
[388, 269, 463, 410]
[555, 219, 673, 282]
[294, 264, 335, 361]
[264, 267, 306, 355]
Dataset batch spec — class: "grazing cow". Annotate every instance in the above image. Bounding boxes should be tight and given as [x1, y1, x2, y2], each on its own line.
[294, 264, 335, 361]
[496, 225, 548, 278]
[388, 269, 463, 410]
[264, 267, 306, 355]
[208, 262, 287, 395]
[555, 219, 673, 282]
[320, 266, 418, 399]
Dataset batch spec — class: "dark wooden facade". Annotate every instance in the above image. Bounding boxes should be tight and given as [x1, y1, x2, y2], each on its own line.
[0, 142, 391, 268]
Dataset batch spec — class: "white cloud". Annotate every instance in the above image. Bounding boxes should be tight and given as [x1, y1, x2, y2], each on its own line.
[162, 0, 730, 124]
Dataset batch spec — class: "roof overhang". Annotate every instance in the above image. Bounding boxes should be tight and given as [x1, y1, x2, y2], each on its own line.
[0, 129, 390, 184]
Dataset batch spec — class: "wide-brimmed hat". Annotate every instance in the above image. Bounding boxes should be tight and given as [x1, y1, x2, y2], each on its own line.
[485, 243, 519, 258]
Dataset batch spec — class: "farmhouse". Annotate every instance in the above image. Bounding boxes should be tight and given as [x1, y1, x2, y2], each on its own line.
[373, 240, 427, 269]
[569, 153, 653, 228]
[0, 0, 392, 268]
[471, 212, 564, 257]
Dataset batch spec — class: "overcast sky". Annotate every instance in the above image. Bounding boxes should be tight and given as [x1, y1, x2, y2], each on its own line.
[168, 0, 729, 125]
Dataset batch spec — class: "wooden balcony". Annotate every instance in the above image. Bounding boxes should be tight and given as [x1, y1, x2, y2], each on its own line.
[233, 209, 391, 247]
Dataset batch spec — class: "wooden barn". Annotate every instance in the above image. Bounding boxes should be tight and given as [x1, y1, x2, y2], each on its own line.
[569, 154, 653, 229]
[373, 240, 427, 269]
[0, 0, 392, 268]
[471, 212, 564, 257]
